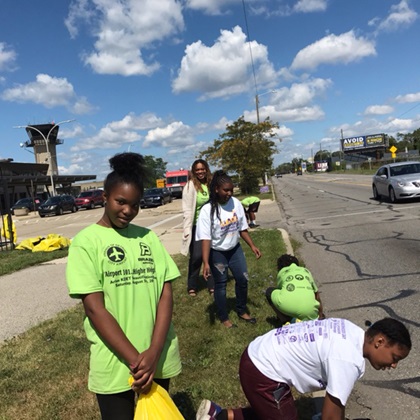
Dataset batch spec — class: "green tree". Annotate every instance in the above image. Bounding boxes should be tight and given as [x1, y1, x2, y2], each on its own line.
[143, 155, 167, 188]
[200, 117, 279, 194]
[313, 150, 331, 161]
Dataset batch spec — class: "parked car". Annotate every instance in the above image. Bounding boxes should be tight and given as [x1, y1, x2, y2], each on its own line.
[372, 161, 420, 203]
[11, 197, 41, 214]
[140, 187, 172, 208]
[296, 169, 303, 176]
[75, 189, 105, 209]
[38, 195, 78, 217]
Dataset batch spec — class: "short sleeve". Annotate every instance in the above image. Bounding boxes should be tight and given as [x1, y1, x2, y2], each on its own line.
[196, 204, 211, 240]
[323, 358, 362, 406]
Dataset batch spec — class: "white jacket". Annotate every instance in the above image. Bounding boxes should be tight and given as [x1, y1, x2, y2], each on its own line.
[181, 180, 197, 256]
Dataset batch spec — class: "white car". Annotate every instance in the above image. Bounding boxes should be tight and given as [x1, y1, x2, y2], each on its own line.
[372, 161, 420, 203]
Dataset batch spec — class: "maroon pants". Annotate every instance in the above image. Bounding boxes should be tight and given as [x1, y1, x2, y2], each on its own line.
[232, 347, 298, 420]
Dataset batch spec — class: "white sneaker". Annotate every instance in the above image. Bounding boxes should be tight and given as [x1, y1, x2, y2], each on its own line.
[196, 399, 222, 419]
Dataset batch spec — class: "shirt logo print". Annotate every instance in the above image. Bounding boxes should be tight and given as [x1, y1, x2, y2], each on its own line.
[107, 246, 126, 262]
[139, 242, 152, 256]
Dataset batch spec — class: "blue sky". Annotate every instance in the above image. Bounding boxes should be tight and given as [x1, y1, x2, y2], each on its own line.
[1, 0, 419, 179]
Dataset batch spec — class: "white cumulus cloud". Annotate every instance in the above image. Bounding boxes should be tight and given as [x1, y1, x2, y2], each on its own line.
[364, 105, 394, 115]
[0, 42, 17, 71]
[66, 0, 184, 76]
[290, 30, 376, 71]
[395, 92, 420, 103]
[293, 0, 328, 13]
[2, 74, 94, 113]
[369, 0, 418, 34]
[172, 26, 277, 99]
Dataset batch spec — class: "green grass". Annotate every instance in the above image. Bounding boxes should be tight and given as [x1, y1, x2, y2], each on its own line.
[0, 249, 68, 276]
[0, 229, 315, 419]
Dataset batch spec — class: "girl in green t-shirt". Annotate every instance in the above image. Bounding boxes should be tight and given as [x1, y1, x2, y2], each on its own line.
[66, 153, 181, 419]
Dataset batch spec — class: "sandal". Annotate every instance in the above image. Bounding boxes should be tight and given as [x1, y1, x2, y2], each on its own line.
[188, 289, 197, 297]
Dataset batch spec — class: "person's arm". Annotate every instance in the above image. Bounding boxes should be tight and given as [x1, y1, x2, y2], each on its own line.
[130, 281, 174, 393]
[201, 239, 212, 280]
[82, 292, 139, 367]
[239, 230, 262, 259]
[315, 291, 325, 319]
[322, 392, 345, 420]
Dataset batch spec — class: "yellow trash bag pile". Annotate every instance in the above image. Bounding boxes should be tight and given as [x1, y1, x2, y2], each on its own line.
[1, 216, 17, 244]
[128, 379, 184, 420]
[15, 234, 71, 252]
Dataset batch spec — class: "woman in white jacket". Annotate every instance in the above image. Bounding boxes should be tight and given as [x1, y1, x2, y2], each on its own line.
[181, 159, 214, 296]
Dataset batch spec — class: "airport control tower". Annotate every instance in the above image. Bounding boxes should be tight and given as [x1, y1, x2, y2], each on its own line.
[21, 123, 63, 176]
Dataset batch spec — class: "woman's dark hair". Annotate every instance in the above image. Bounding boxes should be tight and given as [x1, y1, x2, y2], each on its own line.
[208, 170, 233, 224]
[277, 254, 300, 271]
[191, 159, 212, 193]
[104, 153, 146, 195]
[366, 318, 411, 350]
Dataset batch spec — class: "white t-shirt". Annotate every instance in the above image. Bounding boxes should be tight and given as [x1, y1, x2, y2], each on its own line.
[247, 318, 365, 406]
[196, 196, 248, 251]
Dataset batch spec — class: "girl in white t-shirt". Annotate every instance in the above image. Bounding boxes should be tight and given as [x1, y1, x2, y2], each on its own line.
[196, 317, 411, 420]
[196, 170, 261, 328]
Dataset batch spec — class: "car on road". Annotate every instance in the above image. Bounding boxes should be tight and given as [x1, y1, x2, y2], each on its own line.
[11, 197, 41, 214]
[38, 195, 78, 217]
[372, 161, 420, 203]
[296, 169, 303, 175]
[140, 187, 172, 208]
[75, 189, 105, 209]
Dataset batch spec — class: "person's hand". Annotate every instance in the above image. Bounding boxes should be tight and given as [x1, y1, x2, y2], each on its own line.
[203, 263, 211, 280]
[129, 348, 159, 394]
[252, 246, 262, 259]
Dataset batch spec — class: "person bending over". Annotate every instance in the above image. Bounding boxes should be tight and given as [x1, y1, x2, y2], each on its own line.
[266, 254, 324, 324]
[197, 317, 411, 420]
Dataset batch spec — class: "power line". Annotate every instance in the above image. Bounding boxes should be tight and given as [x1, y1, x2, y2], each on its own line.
[242, 0, 258, 97]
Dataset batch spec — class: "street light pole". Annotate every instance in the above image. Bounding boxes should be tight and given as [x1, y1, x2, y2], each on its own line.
[14, 119, 75, 196]
[255, 90, 277, 124]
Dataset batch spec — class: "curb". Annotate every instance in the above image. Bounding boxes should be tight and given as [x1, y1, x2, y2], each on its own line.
[277, 226, 326, 416]
[278, 228, 294, 255]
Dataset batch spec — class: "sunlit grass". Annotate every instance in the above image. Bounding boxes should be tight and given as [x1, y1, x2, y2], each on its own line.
[0, 229, 315, 419]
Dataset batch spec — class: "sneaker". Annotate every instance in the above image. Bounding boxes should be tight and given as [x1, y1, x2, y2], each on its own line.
[196, 399, 222, 419]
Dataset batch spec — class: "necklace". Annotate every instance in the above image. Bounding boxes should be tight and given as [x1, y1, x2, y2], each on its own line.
[98, 217, 112, 228]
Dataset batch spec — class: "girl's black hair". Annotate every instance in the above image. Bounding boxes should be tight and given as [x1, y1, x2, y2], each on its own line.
[104, 152, 146, 195]
[208, 170, 233, 225]
[277, 254, 300, 271]
[366, 318, 411, 350]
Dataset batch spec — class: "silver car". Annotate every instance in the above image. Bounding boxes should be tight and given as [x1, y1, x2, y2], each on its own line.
[372, 161, 420, 203]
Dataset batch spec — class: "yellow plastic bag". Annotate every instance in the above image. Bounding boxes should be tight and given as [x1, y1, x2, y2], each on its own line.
[32, 234, 71, 252]
[129, 380, 184, 420]
[1, 216, 17, 243]
[15, 234, 71, 252]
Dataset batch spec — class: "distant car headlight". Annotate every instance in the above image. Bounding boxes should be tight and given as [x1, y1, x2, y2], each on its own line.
[396, 180, 409, 187]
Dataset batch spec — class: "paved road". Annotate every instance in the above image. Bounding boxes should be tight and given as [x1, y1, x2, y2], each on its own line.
[273, 173, 420, 420]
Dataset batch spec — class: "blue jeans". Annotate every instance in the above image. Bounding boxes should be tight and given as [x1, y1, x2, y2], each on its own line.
[210, 244, 249, 322]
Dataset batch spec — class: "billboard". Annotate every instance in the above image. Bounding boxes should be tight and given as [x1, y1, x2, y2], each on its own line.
[341, 133, 386, 153]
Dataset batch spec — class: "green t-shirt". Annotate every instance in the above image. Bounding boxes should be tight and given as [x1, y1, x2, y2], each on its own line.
[194, 184, 209, 224]
[241, 196, 260, 207]
[271, 263, 319, 320]
[66, 223, 182, 394]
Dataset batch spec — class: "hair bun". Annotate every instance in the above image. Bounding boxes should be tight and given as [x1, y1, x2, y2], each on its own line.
[365, 320, 372, 327]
